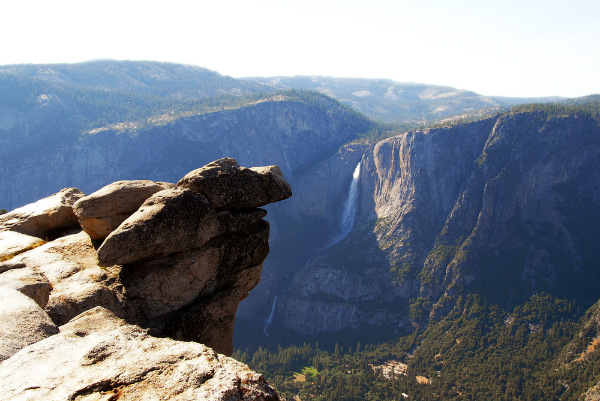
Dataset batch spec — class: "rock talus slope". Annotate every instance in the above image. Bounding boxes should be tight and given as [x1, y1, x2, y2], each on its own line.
[0, 158, 290, 400]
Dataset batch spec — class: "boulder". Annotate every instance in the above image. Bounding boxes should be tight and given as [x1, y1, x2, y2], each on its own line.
[0, 230, 124, 325]
[153, 264, 264, 356]
[73, 180, 174, 240]
[178, 158, 292, 210]
[0, 266, 51, 308]
[0, 230, 45, 264]
[0, 224, 269, 354]
[120, 220, 269, 320]
[0, 287, 58, 361]
[0, 307, 279, 401]
[0, 160, 290, 399]
[0, 188, 84, 238]
[0, 206, 272, 354]
[97, 188, 268, 266]
[97, 188, 218, 266]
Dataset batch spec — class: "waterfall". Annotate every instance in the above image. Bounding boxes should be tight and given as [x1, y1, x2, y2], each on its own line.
[326, 161, 361, 247]
[340, 161, 361, 235]
[263, 296, 278, 336]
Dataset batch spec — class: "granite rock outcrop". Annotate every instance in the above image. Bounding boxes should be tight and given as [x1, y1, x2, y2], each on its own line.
[72, 179, 175, 240]
[0, 307, 279, 401]
[0, 158, 290, 400]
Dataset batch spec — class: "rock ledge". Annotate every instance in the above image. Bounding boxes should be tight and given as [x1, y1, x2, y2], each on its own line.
[0, 158, 290, 401]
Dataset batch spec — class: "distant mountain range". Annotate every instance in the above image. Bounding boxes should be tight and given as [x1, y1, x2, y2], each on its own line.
[0, 60, 265, 99]
[248, 75, 564, 123]
[0, 60, 563, 131]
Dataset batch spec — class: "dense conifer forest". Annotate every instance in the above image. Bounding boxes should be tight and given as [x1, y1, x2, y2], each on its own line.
[235, 294, 600, 400]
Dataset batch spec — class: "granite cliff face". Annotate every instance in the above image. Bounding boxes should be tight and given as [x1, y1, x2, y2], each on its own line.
[1, 93, 372, 211]
[266, 108, 600, 337]
[417, 112, 600, 310]
[0, 158, 290, 400]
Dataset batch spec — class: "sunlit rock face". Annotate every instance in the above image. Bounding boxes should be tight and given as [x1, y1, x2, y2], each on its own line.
[0, 158, 290, 400]
[0, 307, 280, 401]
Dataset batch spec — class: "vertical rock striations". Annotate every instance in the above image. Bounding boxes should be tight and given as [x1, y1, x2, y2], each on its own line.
[0, 158, 291, 400]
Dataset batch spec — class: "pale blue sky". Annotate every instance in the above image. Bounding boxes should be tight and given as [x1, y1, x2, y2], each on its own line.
[1, 0, 598, 97]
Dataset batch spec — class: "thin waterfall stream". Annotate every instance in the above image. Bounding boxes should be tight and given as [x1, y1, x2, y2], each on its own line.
[263, 295, 278, 336]
[265, 162, 361, 335]
[325, 161, 361, 248]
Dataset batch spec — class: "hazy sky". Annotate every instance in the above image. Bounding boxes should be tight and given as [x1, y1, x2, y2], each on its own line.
[2, 0, 598, 97]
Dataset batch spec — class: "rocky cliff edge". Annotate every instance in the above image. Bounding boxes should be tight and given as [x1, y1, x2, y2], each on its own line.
[0, 157, 290, 400]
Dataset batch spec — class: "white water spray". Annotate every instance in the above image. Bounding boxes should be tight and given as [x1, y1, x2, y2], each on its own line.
[326, 161, 361, 247]
[263, 296, 278, 336]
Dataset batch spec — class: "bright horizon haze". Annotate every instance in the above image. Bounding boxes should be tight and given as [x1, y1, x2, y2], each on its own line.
[1, 0, 598, 98]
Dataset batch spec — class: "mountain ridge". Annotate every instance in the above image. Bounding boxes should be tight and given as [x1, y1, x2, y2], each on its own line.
[0, 59, 269, 99]
[0, 88, 373, 210]
[247, 75, 565, 123]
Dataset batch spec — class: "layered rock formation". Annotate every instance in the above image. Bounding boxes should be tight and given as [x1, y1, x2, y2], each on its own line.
[0, 158, 290, 400]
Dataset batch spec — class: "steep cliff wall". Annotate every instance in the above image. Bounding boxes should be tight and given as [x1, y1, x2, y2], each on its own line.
[269, 108, 600, 337]
[422, 111, 600, 312]
[0, 158, 290, 400]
